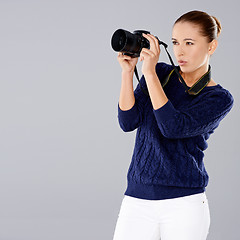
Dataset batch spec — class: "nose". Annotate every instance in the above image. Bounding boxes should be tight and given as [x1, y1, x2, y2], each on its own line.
[177, 46, 184, 56]
[173, 43, 185, 59]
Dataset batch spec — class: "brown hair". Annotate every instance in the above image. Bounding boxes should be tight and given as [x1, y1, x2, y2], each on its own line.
[174, 10, 222, 42]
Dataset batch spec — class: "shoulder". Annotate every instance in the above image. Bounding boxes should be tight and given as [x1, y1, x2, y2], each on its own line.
[217, 86, 234, 110]
[155, 62, 175, 87]
[156, 62, 173, 73]
[155, 62, 174, 79]
[200, 85, 234, 113]
[212, 85, 233, 103]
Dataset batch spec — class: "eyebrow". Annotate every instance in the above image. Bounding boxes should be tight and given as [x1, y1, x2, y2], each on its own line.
[172, 38, 196, 41]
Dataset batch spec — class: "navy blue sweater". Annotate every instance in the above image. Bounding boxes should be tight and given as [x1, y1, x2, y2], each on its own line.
[117, 62, 234, 200]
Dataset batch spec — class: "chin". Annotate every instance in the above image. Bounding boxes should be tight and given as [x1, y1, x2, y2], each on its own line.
[179, 65, 192, 73]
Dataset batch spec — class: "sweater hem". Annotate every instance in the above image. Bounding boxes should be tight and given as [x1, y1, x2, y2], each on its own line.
[124, 180, 205, 200]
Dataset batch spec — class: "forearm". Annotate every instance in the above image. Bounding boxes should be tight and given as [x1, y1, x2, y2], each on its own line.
[119, 71, 135, 111]
[144, 72, 168, 110]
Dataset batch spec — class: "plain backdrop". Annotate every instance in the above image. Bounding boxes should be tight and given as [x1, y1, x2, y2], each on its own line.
[0, 0, 239, 239]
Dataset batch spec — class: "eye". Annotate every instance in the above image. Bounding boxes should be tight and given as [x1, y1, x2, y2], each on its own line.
[172, 41, 178, 45]
[186, 42, 194, 45]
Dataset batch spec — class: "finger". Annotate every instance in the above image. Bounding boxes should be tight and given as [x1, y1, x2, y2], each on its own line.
[149, 34, 161, 53]
[142, 33, 158, 53]
[117, 52, 123, 58]
[123, 55, 132, 60]
[141, 48, 155, 57]
[143, 33, 160, 53]
[147, 34, 160, 53]
[118, 52, 132, 60]
[140, 51, 152, 62]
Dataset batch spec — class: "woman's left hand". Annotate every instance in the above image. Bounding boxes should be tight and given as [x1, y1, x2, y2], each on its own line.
[140, 33, 161, 76]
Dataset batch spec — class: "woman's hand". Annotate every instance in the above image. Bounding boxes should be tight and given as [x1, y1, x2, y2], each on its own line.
[117, 52, 138, 73]
[140, 33, 161, 76]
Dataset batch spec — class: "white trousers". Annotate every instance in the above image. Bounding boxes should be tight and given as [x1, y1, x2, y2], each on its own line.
[113, 192, 210, 240]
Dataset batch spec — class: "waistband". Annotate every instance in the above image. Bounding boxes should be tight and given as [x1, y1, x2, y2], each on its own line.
[124, 180, 205, 200]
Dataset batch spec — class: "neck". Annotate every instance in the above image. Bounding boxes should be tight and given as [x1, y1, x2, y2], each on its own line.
[180, 64, 209, 87]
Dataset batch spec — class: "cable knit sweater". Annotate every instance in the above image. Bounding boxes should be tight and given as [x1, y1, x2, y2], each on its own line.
[117, 62, 234, 200]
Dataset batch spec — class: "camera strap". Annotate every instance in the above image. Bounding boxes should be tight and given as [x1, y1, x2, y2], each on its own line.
[134, 42, 211, 96]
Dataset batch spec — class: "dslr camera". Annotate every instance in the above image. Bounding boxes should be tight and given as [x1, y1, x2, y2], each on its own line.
[111, 29, 167, 58]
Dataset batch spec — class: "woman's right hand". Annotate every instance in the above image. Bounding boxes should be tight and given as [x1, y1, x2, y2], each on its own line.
[117, 52, 138, 73]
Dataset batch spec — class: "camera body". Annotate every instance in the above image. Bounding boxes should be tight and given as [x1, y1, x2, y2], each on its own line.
[111, 29, 152, 58]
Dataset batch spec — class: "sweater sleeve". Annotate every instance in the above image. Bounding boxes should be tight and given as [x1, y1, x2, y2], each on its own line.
[117, 62, 172, 132]
[117, 74, 148, 132]
[153, 89, 234, 139]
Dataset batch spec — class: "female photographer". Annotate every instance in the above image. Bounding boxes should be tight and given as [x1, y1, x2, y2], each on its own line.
[113, 10, 234, 240]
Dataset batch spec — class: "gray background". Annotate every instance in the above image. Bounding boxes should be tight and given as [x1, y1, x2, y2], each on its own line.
[0, 0, 239, 239]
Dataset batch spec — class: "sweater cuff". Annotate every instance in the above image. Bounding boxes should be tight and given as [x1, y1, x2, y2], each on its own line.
[118, 102, 139, 121]
[153, 100, 177, 123]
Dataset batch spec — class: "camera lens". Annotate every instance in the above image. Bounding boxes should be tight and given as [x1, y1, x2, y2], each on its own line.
[111, 29, 127, 52]
[111, 29, 149, 57]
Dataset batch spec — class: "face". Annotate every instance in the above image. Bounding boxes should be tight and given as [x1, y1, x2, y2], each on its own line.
[172, 21, 215, 74]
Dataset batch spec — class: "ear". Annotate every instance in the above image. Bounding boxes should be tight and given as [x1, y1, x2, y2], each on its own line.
[209, 39, 218, 55]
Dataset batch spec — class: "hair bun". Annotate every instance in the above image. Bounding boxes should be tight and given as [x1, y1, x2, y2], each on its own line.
[211, 16, 222, 37]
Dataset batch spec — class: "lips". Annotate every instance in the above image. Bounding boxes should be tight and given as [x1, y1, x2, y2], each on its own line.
[178, 60, 187, 66]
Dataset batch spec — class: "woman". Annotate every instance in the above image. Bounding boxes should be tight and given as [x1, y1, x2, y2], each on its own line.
[113, 10, 234, 240]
